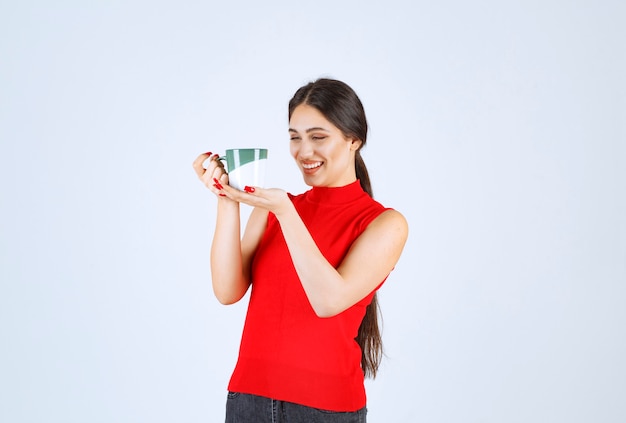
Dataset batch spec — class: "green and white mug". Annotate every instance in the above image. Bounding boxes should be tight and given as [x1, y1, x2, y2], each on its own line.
[219, 148, 268, 191]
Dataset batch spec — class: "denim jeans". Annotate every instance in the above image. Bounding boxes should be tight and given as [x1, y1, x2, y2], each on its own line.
[225, 392, 367, 423]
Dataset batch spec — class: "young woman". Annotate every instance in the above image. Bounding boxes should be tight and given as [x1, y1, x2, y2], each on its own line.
[193, 79, 408, 422]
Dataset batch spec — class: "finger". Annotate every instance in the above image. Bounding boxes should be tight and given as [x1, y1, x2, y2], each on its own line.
[192, 152, 213, 178]
[210, 165, 228, 185]
[243, 185, 270, 195]
[200, 156, 223, 185]
[201, 167, 221, 190]
[214, 157, 226, 176]
[192, 151, 212, 169]
[204, 172, 224, 192]
[206, 174, 227, 196]
[224, 185, 267, 208]
[213, 153, 224, 167]
[218, 172, 229, 186]
[213, 180, 242, 201]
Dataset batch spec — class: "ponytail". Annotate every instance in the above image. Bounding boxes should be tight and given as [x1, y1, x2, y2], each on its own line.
[355, 151, 372, 197]
[357, 292, 383, 379]
[355, 150, 383, 379]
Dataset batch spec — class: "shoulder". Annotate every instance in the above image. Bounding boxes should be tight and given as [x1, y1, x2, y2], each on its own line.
[367, 209, 408, 239]
[373, 208, 408, 227]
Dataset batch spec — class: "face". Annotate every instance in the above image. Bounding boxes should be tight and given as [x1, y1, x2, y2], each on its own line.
[289, 104, 361, 188]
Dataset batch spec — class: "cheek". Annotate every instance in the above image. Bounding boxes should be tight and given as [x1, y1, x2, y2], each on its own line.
[330, 143, 349, 160]
[289, 142, 298, 159]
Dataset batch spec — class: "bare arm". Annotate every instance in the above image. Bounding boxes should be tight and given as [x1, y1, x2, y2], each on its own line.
[193, 152, 267, 305]
[276, 203, 408, 317]
[210, 203, 268, 304]
[214, 184, 409, 317]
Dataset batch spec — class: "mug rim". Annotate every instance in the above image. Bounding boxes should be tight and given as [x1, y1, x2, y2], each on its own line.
[224, 148, 268, 152]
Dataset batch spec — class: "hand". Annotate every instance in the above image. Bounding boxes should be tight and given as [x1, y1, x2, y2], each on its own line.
[192, 152, 231, 199]
[216, 184, 292, 216]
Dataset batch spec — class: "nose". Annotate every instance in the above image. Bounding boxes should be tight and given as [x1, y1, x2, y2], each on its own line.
[297, 139, 314, 159]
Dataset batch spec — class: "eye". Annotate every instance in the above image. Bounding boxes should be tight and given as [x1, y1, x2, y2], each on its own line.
[311, 135, 327, 141]
[290, 135, 301, 141]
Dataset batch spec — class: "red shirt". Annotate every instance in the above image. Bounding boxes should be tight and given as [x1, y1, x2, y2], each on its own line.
[227, 180, 389, 411]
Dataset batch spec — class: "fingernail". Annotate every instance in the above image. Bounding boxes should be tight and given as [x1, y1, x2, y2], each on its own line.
[219, 193, 226, 197]
[213, 183, 224, 190]
[244, 186, 255, 193]
[206, 151, 212, 155]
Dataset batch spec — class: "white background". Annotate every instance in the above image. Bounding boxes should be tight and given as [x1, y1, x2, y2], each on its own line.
[1, 1, 624, 422]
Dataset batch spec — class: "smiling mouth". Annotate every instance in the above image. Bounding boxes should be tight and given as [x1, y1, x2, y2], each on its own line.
[302, 161, 323, 170]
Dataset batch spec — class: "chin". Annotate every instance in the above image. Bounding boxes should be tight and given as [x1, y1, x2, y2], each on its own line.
[301, 174, 321, 187]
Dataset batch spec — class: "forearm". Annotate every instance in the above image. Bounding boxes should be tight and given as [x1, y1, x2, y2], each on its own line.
[210, 199, 249, 304]
[275, 203, 345, 317]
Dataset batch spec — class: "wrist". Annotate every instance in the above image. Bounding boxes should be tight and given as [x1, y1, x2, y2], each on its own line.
[217, 196, 239, 211]
[273, 196, 296, 220]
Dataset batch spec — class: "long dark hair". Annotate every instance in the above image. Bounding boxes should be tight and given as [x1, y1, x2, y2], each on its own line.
[288, 78, 382, 379]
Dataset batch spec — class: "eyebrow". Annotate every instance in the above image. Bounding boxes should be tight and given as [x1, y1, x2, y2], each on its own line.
[288, 127, 329, 133]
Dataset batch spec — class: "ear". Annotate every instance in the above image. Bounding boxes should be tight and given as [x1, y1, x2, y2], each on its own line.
[348, 137, 362, 151]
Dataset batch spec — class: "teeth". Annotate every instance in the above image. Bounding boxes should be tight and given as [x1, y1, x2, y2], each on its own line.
[303, 162, 322, 169]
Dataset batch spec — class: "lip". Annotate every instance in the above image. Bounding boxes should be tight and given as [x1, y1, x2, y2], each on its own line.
[301, 161, 323, 174]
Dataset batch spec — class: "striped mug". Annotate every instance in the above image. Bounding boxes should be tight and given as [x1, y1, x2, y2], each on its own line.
[219, 148, 268, 191]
